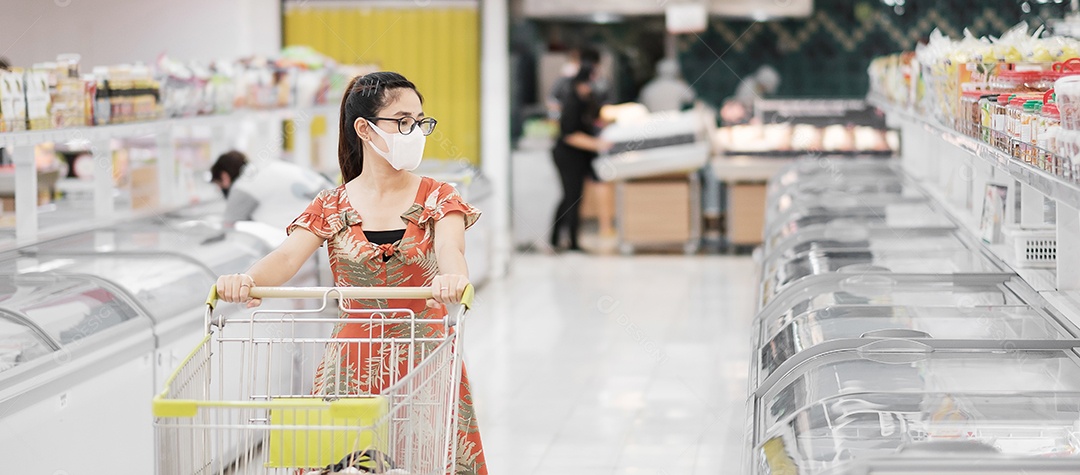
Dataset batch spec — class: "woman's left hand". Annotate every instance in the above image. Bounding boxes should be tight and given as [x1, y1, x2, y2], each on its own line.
[428, 274, 470, 308]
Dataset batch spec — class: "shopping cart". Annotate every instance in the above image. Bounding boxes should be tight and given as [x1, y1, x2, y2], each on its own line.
[153, 284, 474, 475]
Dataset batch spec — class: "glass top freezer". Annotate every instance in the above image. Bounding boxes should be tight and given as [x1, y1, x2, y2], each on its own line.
[768, 159, 900, 196]
[754, 390, 1080, 475]
[768, 177, 930, 221]
[759, 248, 1006, 309]
[0, 273, 148, 372]
[755, 274, 1035, 336]
[754, 304, 1080, 395]
[764, 202, 956, 254]
[26, 221, 268, 276]
[0, 253, 214, 326]
[762, 227, 970, 268]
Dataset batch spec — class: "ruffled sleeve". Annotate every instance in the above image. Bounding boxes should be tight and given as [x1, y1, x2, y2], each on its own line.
[287, 187, 356, 239]
[416, 181, 481, 230]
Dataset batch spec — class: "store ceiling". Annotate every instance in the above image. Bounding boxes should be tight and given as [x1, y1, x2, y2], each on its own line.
[521, 0, 812, 21]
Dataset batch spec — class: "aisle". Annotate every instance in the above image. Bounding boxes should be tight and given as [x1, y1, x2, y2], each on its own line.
[463, 253, 756, 475]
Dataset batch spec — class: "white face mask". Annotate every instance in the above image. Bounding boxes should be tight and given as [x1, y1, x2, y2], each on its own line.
[365, 120, 426, 171]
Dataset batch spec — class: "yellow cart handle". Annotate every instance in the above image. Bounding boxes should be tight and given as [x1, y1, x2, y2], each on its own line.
[206, 284, 474, 310]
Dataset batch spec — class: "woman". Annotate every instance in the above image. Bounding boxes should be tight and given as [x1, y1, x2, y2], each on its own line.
[550, 62, 612, 251]
[215, 72, 487, 475]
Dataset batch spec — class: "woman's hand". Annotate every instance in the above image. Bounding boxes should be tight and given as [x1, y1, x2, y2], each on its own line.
[428, 274, 470, 308]
[215, 273, 262, 308]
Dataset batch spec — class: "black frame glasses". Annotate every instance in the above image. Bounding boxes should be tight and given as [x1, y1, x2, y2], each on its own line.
[367, 116, 438, 136]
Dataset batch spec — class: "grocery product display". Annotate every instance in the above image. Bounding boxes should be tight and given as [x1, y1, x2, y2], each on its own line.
[0, 47, 363, 132]
[748, 155, 1080, 475]
[868, 23, 1080, 183]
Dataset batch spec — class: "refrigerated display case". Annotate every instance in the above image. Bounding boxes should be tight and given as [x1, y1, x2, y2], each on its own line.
[767, 159, 902, 197]
[748, 150, 1080, 475]
[767, 176, 931, 221]
[759, 248, 1006, 308]
[763, 201, 957, 254]
[762, 227, 969, 267]
[750, 344, 1080, 475]
[0, 273, 157, 473]
[755, 274, 1035, 342]
[26, 221, 268, 276]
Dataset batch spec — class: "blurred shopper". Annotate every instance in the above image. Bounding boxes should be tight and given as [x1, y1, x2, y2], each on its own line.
[721, 65, 781, 124]
[551, 63, 613, 251]
[214, 72, 487, 474]
[547, 46, 611, 118]
[639, 58, 696, 113]
[210, 150, 334, 229]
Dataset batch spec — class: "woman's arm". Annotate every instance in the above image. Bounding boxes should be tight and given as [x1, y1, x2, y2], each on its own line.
[216, 228, 325, 307]
[563, 131, 613, 153]
[430, 212, 469, 306]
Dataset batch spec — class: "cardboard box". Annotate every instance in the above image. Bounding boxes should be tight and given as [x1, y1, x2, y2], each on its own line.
[728, 182, 767, 245]
[619, 177, 692, 245]
[129, 165, 158, 210]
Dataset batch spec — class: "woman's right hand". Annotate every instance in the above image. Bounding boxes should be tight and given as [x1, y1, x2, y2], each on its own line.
[596, 139, 614, 153]
[216, 273, 262, 308]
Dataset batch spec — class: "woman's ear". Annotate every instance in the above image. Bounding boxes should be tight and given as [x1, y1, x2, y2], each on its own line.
[353, 117, 370, 141]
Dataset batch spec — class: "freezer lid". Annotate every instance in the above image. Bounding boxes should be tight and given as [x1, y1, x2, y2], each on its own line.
[0, 273, 148, 373]
[759, 249, 1007, 309]
[754, 392, 1080, 475]
[29, 222, 268, 276]
[770, 193, 929, 221]
[755, 305, 1080, 390]
[0, 253, 214, 324]
[769, 159, 900, 193]
[764, 203, 957, 254]
[755, 274, 1032, 333]
[755, 344, 1080, 447]
[762, 227, 968, 266]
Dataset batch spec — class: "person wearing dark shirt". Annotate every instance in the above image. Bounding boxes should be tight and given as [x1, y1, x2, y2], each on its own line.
[550, 63, 612, 251]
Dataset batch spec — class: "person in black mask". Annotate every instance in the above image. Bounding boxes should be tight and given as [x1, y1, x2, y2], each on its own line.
[550, 62, 612, 251]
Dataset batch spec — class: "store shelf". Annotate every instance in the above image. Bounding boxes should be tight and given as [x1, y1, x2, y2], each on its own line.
[868, 95, 1080, 211]
[0, 104, 338, 148]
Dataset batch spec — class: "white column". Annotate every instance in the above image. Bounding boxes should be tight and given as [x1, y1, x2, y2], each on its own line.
[93, 137, 114, 219]
[292, 112, 313, 167]
[1020, 183, 1044, 228]
[1057, 203, 1080, 291]
[157, 128, 177, 208]
[13, 145, 37, 244]
[481, 0, 511, 278]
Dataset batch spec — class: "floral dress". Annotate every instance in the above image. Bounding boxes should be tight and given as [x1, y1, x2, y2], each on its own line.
[287, 176, 487, 475]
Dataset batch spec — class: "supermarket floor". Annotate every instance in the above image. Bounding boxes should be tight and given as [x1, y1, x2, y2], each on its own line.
[463, 252, 757, 475]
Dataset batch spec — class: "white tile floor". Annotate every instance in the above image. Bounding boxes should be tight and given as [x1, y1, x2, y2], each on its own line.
[462, 253, 757, 475]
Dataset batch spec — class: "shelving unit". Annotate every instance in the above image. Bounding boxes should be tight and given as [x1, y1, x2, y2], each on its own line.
[868, 96, 1080, 314]
[0, 104, 339, 248]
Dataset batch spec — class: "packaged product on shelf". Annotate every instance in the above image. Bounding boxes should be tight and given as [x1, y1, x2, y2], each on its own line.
[1039, 99, 1061, 173]
[23, 70, 51, 130]
[92, 67, 110, 126]
[1056, 75, 1080, 130]
[0, 71, 27, 132]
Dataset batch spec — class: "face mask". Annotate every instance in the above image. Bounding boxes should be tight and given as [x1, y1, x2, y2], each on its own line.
[366, 120, 426, 171]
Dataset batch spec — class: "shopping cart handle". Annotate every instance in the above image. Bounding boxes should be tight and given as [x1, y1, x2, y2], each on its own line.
[207, 284, 474, 310]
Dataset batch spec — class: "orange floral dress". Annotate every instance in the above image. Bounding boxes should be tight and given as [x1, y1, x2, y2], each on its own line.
[287, 176, 487, 475]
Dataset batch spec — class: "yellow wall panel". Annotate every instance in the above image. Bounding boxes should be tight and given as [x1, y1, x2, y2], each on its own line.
[285, 6, 480, 165]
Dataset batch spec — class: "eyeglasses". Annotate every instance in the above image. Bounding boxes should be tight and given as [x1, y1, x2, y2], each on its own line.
[367, 116, 438, 136]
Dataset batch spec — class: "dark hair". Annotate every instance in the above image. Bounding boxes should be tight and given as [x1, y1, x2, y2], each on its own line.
[578, 47, 600, 65]
[210, 150, 247, 183]
[338, 72, 423, 182]
[572, 62, 595, 86]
